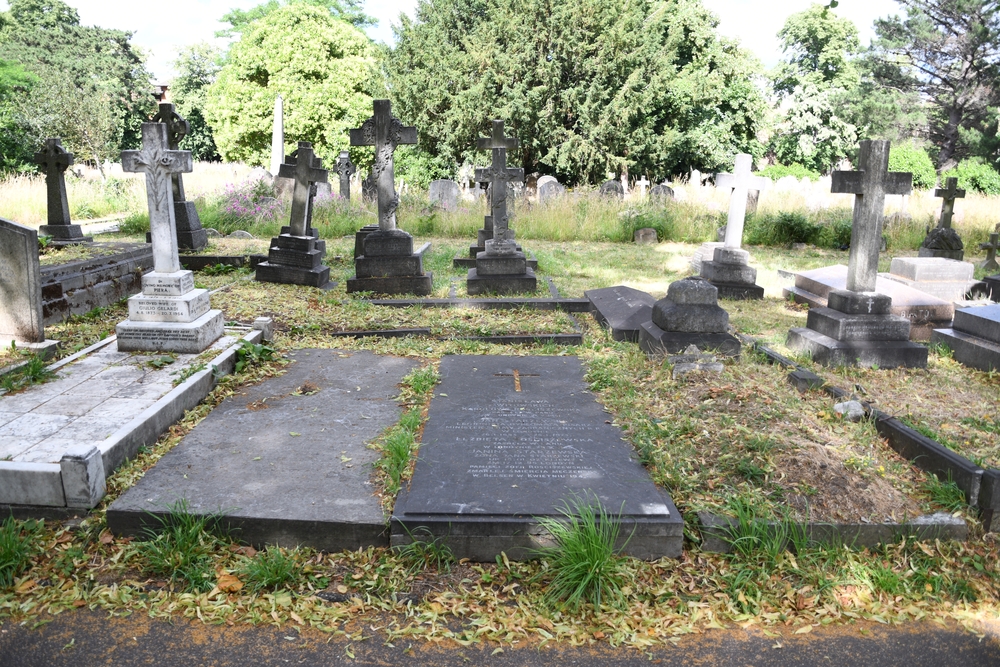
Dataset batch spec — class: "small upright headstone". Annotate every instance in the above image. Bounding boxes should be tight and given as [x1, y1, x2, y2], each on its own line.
[636, 176, 650, 198]
[638, 277, 741, 357]
[649, 183, 674, 201]
[428, 179, 460, 211]
[34, 138, 91, 244]
[116, 123, 223, 353]
[0, 218, 59, 357]
[467, 119, 535, 295]
[346, 100, 432, 296]
[786, 140, 927, 368]
[335, 150, 355, 200]
[690, 169, 702, 187]
[699, 154, 769, 299]
[270, 95, 284, 177]
[920, 177, 966, 260]
[537, 177, 566, 204]
[151, 103, 208, 250]
[255, 142, 332, 288]
[634, 228, 658, 244]
[599, 179, 625, 200]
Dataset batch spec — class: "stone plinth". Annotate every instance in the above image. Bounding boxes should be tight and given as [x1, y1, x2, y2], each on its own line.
[881, 257, 975, 302]
[39, 224, 92, 244]
[690, 242, 723, 274]
[638, 277, 740, 357]
[348, 231, 433, 296]
[117, 270, 223, 353]
[586, 285, 656, 342]
[931, 304, 1000, 371]
[467, 250, 537, 296]
[255, 233, 331, 288]
[700, 246, 764, 300]
[783, 264, 953, 340]
[787, 289, 928, 368]
[920, 227, 964, 261]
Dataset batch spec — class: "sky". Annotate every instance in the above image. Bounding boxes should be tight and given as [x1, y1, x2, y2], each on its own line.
[0, 0, 904, 81]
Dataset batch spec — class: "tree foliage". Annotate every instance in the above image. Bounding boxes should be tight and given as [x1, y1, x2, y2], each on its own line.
[385, 0, 767, 185]
[217, 0, 374, 36]
[0, 59, 37, 172]
[170, 44, 223, 161]
[205, 3, 376, 167]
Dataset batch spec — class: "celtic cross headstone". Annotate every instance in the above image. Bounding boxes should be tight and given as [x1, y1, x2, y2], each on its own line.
[151, 102, 207, 249]
[34, 138, 90, 243]
[335, 150, 355, 200]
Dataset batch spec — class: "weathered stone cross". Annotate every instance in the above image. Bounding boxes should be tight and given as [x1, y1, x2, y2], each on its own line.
[494, 368, 539, 392]
[335, 150, 356, 200]
[637, 176, 650, 198]
[831, 140, 912, 293]
[716, 154, 769, 250]
[122, 123, 193, 274]
[151, 102, 191, 202]
[277, 142, 328, 237]
[34, 137, 74, 226]
[980, 232, 1000, 273]
[475, 120, 524, 254]
[349, 99, 417, 231]
[934, 176, 965, 229]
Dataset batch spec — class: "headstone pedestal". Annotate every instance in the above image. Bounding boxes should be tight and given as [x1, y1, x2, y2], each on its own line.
[638, 277, 741, 357]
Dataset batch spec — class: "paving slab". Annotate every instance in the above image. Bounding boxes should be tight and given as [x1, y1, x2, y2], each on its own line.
[107, 349, 419, 552]
[392, 355, 682, 561]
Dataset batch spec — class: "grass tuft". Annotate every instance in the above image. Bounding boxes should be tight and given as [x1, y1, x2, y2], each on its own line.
[0, 516, 44, 588]
[132, 499, 229, 592]
[239, 546, 302, 593]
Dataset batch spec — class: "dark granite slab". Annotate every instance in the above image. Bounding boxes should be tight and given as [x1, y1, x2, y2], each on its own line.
[585, 286, 655, 342]
[391, 355, 682, 560]
[107, 350, 419, 551]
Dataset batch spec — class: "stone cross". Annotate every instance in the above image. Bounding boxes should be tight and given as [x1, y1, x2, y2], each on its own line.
[637, 176, 650, 198]
[270, 95, 284, 177]
[277, 142, 328, 237]
[33, 138, 74, 226]
[494, 368, 538, 392]
[151, 102, 190, 202]
[716, 154, 770, 249]
[121, 123, 193, 274]
[335, 150, 355, 200]
[349, 99, 417, 231]
[934, 177, 965, 229]
[475, 119, 523, 254]
[831, 140, 912, 293]
[980, 232, 1000, 273]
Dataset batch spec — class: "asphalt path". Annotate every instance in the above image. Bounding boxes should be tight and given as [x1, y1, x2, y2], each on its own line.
[2, 610, 999, 666]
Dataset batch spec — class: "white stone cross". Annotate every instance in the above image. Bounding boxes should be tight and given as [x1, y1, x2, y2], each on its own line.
[934, 176, 965, 229]
[716, 154, 769, 249]
[637, 176, 650, 198]
[122, 123, 193, 274]
[831, 140, 912, 293]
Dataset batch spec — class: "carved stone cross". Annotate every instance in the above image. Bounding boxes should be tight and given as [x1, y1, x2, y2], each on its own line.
[122, 123, 193, 274]
[832, 140, 912, 293]
[475, 120, 523, 254]
[716, 154, 770, 249]
[33, 137, 74, 226]
[151, 102, 191, 202]
[277, 142, 328, 237]
[637, 176, 650, 198]
[493, 368, 539, 392]
[335, 150, 356, 200]
[980, 232, 1000, 273]
[934, 176, 965, 229]
[349, 99, 417, 231]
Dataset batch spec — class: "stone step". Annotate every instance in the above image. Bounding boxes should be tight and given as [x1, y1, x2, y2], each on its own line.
[806, 307, 912, 341]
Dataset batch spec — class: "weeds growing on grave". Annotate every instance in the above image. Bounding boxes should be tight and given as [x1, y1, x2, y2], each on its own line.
[921, 475, 968, 513]
[0, 355, 55, 393]
[0, 517, 44, 588]
[532, 494, 631, 611]
[131, 499, 230, 592]
[235, 340, 277, 374]
[238, 546, 303, 593]
[394, 526, 456, 574]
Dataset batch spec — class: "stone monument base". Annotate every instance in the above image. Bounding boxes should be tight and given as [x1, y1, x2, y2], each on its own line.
[116, 309, 224, 353]
[638, 321, 741, 357]
[354, 225, 379, 259]
[0, 337, 60, 359]
[585, 286, 656, 342]
[787, 326, 929, 368]
[931, 304, 1000, 371]
[919, 247, 964, 261]
[39, 224, 91, 244]
[466, 267, 537, 295]
[255, 232, 331, 288]
[254, 261, 331, 288]
[880, 257, 975, 302]
[700, 247, 763, 300]
[346, 274, 433, 296]
[348, 231, 433, 295]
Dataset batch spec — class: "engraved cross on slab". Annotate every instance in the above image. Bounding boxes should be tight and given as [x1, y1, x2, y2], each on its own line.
[349, 99, 417, 231]
[475, 120, 524, 254]
[33, 137, 74, 226]
[716, 154, 769, 250]
[335, 150, 355, 200]
[831, 140, 912, 293]
[493, 368, 539, 392]
[934, 176, 965, 230]
[278, 141, 328, 237]
[122, 123, 193, 274]
[151, 102, 191, 202]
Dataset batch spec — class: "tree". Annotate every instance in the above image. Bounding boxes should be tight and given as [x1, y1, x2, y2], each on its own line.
[772, 2, 860, 94]
[385, 0, 768, 184]
[170, 44, 223, 161]
[204, 3, 376, 167]
[0, 59, 37, 173]
[870, 0, 1000, 169]
[217, 0, 374, 36]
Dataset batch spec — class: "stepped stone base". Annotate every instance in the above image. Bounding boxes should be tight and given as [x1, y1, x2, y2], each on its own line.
[466, 268, 537, 295]
[346, 274, 433, 296]
[708, 281, 764, 300]
[255, 232, 331, 288]
[116, 309, 224, 353]
[786, 326, 928, 368]
[39, 224, 91, 244]
[700, 247, 763, 300]
[638, 321, 740, 357]
[254, 262, 330, 288]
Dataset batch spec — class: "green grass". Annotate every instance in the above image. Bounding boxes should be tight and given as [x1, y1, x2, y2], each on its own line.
[533, 494, 631, 611]
[0, 516, 44, 588]
[0, 355, 55, 394]
[238, 546, 302, 593]
[131, 500, 229, 592]
[922, 475, 968, 513]
[394, 527, 456, 574]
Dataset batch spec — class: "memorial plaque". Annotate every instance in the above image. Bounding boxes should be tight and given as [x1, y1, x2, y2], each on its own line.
[392, 355, 682, 561]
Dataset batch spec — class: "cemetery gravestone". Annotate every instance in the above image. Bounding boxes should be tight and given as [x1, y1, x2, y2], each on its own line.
[649, 183, 674, 201]
[699, 154, 769, 299]
[150, 103, 208, 250]
[599, 179, 625, 200]
[347, 99, 432, 295]
[787, 140, 927, 368]
[932, 304, 1000, 371]
[255, 142, 332, 288]
[690, 169, 702, 187]
[638, 277, 741, 357]
[361, 167, 376, 202]
[585, 285, 656, 342]
[920, 177, 966, 260]
[636, 176, 650, 198]
[428, 179, 461, 211]
[335, 150, 355, 200]
[0, 218, 58, 356]
[881, 257, 976, 303]
[467, 120, 535, 295]
[634, 228, 658, 244]
[537, 177, 566, 204]
[270, 95, 284, 177]
[116, 123, 223, 353]
[979, 232, 999, 273]
[391, 355, 682, 560]
[34, 138, 91, 244]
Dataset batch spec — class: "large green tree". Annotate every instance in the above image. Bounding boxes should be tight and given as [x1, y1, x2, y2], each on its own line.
[0, 59, 37, 173]
[170, 44, 223, 162]
[870, 0, 1000, 169]
[385, 0, 767, 184]
[217, 0, 374, 36]
[204, 3, 376, 167]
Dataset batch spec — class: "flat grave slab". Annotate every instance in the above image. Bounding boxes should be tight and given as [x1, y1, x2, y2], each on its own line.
[107, 350, 419, 552]
[585, 285, 656, 342]
[391, 355, 682, 561]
